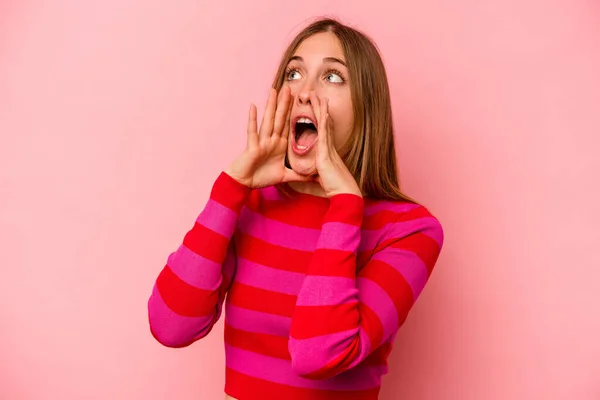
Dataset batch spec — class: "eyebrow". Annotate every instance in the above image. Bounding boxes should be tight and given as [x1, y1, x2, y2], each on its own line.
[288, 55, 347, 67]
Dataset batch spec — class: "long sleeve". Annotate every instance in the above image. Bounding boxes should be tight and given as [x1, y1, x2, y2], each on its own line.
[148, 172, 251, 348]
[288, 194, 444, 379]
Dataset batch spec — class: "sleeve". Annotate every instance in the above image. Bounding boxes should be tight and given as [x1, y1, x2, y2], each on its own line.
[147, 172, 251, 348]
[288, 194, 444, 379]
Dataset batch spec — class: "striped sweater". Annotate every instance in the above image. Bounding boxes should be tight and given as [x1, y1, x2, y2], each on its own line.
[148, 172, 444, 400]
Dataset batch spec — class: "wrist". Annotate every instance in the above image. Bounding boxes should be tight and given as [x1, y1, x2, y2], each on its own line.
[211, 171, 252, 213]
[323, 193, 364, 225]
[223, 168, 251, 188]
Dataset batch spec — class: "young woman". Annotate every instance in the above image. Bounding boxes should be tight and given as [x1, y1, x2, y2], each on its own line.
[148, 18, 444, 400]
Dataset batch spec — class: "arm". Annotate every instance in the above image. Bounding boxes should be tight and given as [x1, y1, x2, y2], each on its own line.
[147, 172, 251, 348]
[288, 194, 444, 379]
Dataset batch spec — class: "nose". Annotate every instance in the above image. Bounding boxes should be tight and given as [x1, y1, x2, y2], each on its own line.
[297, 82, 313, 106]
[297, 90, 311, 106]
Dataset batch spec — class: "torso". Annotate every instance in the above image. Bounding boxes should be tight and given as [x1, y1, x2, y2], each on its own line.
[220, 185, 432, 399]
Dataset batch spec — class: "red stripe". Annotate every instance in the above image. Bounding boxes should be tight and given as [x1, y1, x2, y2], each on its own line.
[359, 260, 415, 325]
[358, 301, 384, 350]
[395, 206, 433, 221]
[362, 342, 392, 367]
[182, 223, 229, 263]
[307, 249, 356, 277]
[300, 305, 384, 379]
[389, 232, 441, 275]
[225, 367, 380, 400]
[379, 232, 441, 275]
[228, 282, 297, 317]
[357, 251, 373, 269]
[362, 206, 431, 230]
[362, 210, 403, 230]
[244, 190, 328, 229]
[155, 266, 218, 317]
[210, 172, 250, 212]
[291, 303, 384, 377]
[224, 323, 291, 360]
[323, 194, 364, 225]
[291, 302, 358, 339]
[302, 343, 361, 379]
[235, 233, 313, 273]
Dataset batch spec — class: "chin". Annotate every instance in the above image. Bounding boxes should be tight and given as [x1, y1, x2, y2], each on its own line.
[287, 152, 317, 177]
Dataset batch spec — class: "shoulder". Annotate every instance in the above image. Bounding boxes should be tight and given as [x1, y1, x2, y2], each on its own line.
[364, 198, 444, 249]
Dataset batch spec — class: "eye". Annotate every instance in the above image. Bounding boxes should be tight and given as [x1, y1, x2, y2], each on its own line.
[286, 69, 301, 81]
[325, 71, 344, 84]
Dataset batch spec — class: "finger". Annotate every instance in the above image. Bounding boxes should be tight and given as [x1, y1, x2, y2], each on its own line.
[272, 86, 292, 138]
[318, 98, 329, 149]
[309, 91, 322, 122]
[258, 88, 278, 144]
[247, 103, 258, 148]
[324, 100, 336, 151]
[281, 93, 294, 140]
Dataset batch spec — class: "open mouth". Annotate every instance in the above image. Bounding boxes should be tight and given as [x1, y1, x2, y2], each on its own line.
[292, 117, 318, 154]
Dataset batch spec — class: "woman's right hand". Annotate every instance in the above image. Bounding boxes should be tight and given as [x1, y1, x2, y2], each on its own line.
[225, 86, 309, 189]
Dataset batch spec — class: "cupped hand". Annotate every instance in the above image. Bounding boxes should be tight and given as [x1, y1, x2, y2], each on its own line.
[309, 92, 362, 198]
[225, 86, 310, 188]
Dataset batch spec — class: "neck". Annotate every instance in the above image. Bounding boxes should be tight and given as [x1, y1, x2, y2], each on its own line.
[287, 181, 327, 197]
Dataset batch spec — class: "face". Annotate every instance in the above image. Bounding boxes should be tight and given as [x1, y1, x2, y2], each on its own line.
[284, 32, 354, 177]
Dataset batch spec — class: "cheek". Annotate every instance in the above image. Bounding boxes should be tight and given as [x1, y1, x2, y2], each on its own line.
[285, 81, 300, 97]
[328, 104, 354, 146]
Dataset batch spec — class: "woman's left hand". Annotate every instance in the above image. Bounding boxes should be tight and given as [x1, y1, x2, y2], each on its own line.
[310, 92, 362, 198]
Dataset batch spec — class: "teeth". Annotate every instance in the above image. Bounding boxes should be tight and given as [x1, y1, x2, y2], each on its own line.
[297, 117, 314, 125]
[297, 145, 307, 150]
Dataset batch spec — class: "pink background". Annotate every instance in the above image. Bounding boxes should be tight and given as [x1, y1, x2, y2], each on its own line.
[1, 1, 599, 399]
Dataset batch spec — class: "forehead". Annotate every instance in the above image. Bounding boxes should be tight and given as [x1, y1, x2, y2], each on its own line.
[293, 32, 345, 61]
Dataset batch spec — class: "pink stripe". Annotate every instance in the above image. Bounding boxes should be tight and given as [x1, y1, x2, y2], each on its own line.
[356, 278, 398, 341]
[359, 216, 443, 252]
[236, 211, 438, 255]
[384, 217, 444, 247]
[258, 185, 284, 201]
[288, 328, 371, 374]
[196, 199, 239, 238]
[225, 303, 291, 337]
[296, 276, 357, 306]
[235, 257, 305, 295]
[148, 285, 215, 347]
[238, 208, 320, 251]
[363, 201, 420, 217]
[225, 344, 384, 390]
[317, 222, 361, 251]
[424, 219, 444, 247]
[167, 245, 222, 291]
[371, 248, 429, 300]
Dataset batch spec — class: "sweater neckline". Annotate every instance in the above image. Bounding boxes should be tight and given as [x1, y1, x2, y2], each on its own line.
[276, 183, 376, 205]
[276, 183, 331, 206]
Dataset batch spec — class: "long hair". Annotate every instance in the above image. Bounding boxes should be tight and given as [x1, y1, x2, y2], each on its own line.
[272, 17, 415, 202]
